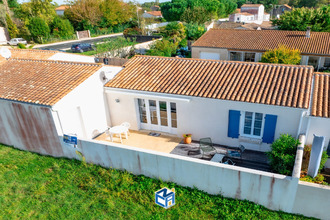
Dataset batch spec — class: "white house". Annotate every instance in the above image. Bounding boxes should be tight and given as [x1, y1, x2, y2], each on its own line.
[0, 51, 122, 156]
[104, 56, 316, 152]
[55, 5, 69, 16]
[142, 11, 163, 19]
[229, 4, 270, 24]
[192, 29, 330, 71]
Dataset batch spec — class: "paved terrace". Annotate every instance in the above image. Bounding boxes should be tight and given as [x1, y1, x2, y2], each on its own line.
[95, 131, 271, 172]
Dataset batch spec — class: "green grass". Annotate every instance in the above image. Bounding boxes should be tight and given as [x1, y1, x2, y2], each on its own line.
[0, 144, 311, 219]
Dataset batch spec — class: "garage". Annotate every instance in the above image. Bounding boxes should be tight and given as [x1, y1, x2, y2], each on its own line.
[200, 52, 220, 60]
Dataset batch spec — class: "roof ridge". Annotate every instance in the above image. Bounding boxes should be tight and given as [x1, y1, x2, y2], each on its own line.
[9, 48, 59, 54]
[314, 72, 330, 75]
[209, 28, 330, 34]
[134, 55, 314, 69]
[9, 58, 103, 67]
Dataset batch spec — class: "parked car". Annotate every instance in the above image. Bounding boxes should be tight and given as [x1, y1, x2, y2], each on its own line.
[71, 43, 94, 53]
[8, 38, 27, 46]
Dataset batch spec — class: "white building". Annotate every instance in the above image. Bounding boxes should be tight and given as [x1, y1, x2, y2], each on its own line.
[55, 5, 69, 16]
[229, 4, 270, 24]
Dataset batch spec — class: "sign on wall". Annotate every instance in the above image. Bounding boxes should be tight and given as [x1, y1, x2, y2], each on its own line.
[63, 134, 78, 146]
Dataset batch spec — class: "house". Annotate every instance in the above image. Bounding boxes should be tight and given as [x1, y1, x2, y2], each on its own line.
[229, 4, 270, 25]
[271, 4, 292, 19]
[192, 29, 330, 71]
[150, 5, 160, 11]
[104, 55, 318, 152]
[142, 11, 163, 19]
[55, 5, 69, 16]
[0, 51, 122, 156]
[215, 21, 275, 30]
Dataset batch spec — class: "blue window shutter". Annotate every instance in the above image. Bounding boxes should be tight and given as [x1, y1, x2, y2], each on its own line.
[262, 114, 278, 144]
[228, 110, 240, 138]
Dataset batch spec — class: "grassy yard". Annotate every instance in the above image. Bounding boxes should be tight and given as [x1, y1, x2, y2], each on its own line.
[0, 144, 311, 219]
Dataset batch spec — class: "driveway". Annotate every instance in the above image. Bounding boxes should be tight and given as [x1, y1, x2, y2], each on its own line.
[33, 33, 123, 51]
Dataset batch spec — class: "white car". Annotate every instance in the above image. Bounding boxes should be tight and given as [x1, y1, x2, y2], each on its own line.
[8, 38, 27, 46]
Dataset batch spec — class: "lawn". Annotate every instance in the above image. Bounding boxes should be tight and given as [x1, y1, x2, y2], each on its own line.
[0, 144, 311, 219]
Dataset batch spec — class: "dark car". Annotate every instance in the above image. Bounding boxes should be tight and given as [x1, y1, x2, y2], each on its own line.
[71, 43, 94, 53]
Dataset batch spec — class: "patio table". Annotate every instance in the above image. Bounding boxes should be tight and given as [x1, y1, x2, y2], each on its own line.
[109, 125, 128, 144]
[210, 153, 225, 163]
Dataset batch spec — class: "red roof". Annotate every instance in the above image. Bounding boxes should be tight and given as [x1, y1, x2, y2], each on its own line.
[147, 11, 162, 17]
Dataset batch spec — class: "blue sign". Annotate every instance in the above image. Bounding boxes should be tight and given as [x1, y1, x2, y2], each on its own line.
[155, 187, 175, 209]
[63, 134, 78, 145]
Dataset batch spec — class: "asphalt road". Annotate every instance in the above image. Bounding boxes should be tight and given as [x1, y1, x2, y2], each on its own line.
[36, 34, 123, 51]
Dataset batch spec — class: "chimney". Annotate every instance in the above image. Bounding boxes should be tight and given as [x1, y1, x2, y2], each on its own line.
[306, 26, 311, 38]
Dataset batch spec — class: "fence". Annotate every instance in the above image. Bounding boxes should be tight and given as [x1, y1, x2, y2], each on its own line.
[124, 35, 162, 43]
[76, 30, 91, 40]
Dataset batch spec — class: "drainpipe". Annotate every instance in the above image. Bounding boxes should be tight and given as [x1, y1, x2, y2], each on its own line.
[296, 110, 308, 138]
[51, 109, 64, 135]
[292, 134, 306, 179]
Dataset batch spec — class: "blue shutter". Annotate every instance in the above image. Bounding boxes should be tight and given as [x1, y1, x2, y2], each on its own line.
[262, 114, 277, 144]
[228, 110, 240, 138]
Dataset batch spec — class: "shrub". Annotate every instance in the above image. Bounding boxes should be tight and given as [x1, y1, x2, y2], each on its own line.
[5, 13, 19, 38]
[123, 27, 142, 36]
[146, 39, 177, 57]
[267, 134, 300, 176]
[50, 16, 74, 38]
[17, 43, 26, 49]
[261, 45, 301, 65]
[28, 17, 50, 43]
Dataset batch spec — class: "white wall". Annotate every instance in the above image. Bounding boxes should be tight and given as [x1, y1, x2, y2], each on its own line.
[0, 27, 9, 44]
[192, 47, 228, 60]
[53, 66, 122, 139]
[105, 89, 304, 151]
[49, 53, 96, 63]
[56, 10, 65, 16]
[306, 116, 330, 146]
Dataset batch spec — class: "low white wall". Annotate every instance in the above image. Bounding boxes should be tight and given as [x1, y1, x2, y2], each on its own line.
[0, 27, 9, 44]
[306, 116, 330, 146]
[292, 181, 330, 219]
[61, 137, 298, 213]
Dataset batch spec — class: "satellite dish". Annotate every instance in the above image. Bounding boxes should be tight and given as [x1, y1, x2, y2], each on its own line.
[0, 47, 11, 59]
[99, 71, 108, 84]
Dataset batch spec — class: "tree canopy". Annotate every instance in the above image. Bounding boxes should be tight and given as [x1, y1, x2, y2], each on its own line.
[261, 45, 301, 65]
[272, 5, 330, 32]
[27, 16, 50, 43]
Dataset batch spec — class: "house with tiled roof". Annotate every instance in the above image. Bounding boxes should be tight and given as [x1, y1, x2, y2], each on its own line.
[192, 29, 330, 71]
[103, 55, 330, 152]
[142, 10, 162, 18]
[229, 4, 269, 25]
[55, 5, 69, 16]
[0, 51, 122, 156]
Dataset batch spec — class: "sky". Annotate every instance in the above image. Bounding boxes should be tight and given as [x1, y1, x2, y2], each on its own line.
[18, 0, 169, 6]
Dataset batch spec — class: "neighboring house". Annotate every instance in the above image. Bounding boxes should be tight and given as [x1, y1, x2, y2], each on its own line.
[192, 29, 330, 71]
[229, 4, 270, 25]
[142, 11, 163, 18]
[9, 48, 96, 63]
[150, 5, 160, 11]
[55, 5, 69, 16]
[271, 4, 292, 19]
[0, 52, 122, 156]
[0, 27, 10, 45]
[104, 55, 317, 152]
[215, 21, 275, 30]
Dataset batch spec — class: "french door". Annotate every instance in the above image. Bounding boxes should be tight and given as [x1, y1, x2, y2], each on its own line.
[137, 98, 177, 134]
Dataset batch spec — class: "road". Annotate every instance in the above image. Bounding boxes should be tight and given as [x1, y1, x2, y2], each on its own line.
[33, 33, 123, 51]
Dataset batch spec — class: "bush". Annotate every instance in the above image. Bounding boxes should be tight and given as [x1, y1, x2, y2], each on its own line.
[146, 39, 177, 57]
[184, 22, 206, 41]
[261, 45, 301, 65]
[123, 27, 142, 36]
[267, 134, 300, 175]
[17, 43, 26, 49]
[50, 16, 74, 38]
[6, 13, 19, 38]
[28, 17, 50, 43]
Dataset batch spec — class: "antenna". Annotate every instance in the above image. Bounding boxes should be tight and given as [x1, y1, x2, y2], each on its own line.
[99, 71, 108, 84]
[0, 47, 11, 59]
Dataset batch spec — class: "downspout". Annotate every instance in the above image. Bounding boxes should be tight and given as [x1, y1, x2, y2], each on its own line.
[296, 110, 308, 138]
[51, 108, 64, 135]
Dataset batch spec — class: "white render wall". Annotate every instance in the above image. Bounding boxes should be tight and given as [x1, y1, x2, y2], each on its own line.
[105, 89, 304, 151]
[52, 66, 122, 139]
[192, 47, 229, 60]
[306, 116, 330, 146]
[0, 27, 9, 44]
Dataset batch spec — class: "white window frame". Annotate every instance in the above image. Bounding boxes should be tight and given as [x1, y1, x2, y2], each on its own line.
[240, 111, 264, 139]
[228, 51, 256, 62]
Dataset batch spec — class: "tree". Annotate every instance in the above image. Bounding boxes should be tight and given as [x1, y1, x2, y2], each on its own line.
[50, 16, 74, 38]
[146, 39, 177, 57]
[5, 13, 18, 38]
[100, 0, 135, 27]
[261, 45, 301, 65]
[95, 37, 136, 58]
[288, 0, 328, 8]
[161, 0, 188, 21]
[28, 16, 50, 43]
[180, 7, 212, 25]
[160, 22, 186, 44]
[272, 5, 330, 32]
[184, 22, 206, 40]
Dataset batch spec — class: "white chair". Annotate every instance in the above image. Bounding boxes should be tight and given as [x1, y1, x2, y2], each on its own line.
[120, 122, 131, 135]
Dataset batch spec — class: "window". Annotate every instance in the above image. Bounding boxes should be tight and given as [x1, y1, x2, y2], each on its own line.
[230, 52, 242, 61]
[324, 58, 330, 68]
[244, 53, 255, 62]
[237, 17, 240, 21]
[243, 112, 263, 137]
[138, 99, 147, 123]
[170, 103, 177, 128]
[308, 56, 319, 69]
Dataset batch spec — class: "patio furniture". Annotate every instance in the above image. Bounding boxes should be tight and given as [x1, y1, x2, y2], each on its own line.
[210, 153, 225, 163]
[227, 145, 245, 159]
[108, 125, 129, 144]
[223, 158, 235, 165]
[188, 137, 217, 159]
[120, 122, 131, 135]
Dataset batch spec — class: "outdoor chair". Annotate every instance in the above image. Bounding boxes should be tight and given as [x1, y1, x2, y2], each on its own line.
[227, 145, 245, 159]
[120, 122, 131, 135]
[188, 137, 218, 159]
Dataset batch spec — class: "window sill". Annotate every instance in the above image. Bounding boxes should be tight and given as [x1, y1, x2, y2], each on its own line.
[239, 136, 262, 144]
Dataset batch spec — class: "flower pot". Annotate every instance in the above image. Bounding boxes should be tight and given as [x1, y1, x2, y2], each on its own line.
[183, 136, 192, 144]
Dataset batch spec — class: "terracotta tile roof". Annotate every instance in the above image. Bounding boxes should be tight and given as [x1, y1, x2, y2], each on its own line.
[55, 5, 69, 10]
[312, 72, 330, 118]
[241, 4, 263, 7]
[284, 4, 292, 9]
[0, 59, 102, 106]
[10, 49, 58, 60]
[214, 22, 243, 29]
[105, 56, 313, 109]
[192, 29, 330, 56]
[237, 12, 254, 16]
[147, 11, 162, 17]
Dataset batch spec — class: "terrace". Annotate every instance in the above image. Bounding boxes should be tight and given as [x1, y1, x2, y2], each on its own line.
[95, 130, 271, 172]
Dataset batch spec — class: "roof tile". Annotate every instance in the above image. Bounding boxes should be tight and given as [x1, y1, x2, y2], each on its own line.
[312, 72, 330, 118]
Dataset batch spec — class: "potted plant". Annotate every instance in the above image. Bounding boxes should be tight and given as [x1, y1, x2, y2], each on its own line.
[183, 134, 192, 144]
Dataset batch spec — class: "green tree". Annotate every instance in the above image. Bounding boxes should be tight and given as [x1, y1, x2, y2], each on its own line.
[272, 5, 330, 32]
[180, 7, 212, 25]
[100, 0, 135, 27]
[160, 22, 186, 44]
[28, 16, 50, 43]
[288, 0, 328, 8]
[5, 13, 18, 38]
[184, 22, 206, 40]
[267, 134, 300, 175]
[146, 39, 177, 57]
[50, 16, 74, 38]
[261, 45, 301, 65]
[161, 0, 188, 21]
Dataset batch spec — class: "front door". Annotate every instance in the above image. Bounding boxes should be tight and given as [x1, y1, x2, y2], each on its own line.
[137, 98, 177, 134]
